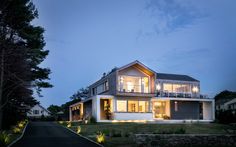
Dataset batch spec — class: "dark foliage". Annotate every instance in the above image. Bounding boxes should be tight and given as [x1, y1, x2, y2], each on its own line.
[215, 90, 236, 101]
[0, 0, 52, 129]
[216, 110, 236, 124]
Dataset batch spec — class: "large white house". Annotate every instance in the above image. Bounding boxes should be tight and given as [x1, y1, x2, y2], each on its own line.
[27, 104, 51, 118]
[69, 60, 215, 122]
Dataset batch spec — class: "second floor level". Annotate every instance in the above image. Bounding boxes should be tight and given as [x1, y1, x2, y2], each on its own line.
[88, 60, 203, 98]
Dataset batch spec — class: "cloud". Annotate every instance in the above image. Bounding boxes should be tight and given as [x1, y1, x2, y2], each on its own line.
[137, 0, 205, 38]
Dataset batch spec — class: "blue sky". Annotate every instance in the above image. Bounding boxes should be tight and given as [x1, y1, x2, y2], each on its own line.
[33, 0, 236, 108]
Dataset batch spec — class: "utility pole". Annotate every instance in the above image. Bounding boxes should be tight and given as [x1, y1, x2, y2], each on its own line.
[0, 48, 4, 130]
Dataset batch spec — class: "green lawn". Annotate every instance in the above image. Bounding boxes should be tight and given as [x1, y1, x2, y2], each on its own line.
[60, 122, 236, 147]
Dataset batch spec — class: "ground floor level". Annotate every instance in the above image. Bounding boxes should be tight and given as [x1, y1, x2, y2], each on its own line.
[69, 95, 215, 122]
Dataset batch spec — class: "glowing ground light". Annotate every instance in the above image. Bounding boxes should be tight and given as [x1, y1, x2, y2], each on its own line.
[96, 132, 105, 144]
[77, 126, 81, 134]
[67, 122, 72, 128]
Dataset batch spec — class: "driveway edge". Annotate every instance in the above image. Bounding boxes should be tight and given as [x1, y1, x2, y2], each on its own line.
[8, 122, 29, 147]
[59, 123, 103, 147]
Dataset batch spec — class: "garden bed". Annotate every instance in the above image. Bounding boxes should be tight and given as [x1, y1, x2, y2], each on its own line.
[59, 121, 236, 147]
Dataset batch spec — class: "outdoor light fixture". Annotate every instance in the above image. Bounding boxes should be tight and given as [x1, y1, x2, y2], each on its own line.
[192, 86, 199, 93]
[156, 84, 161, 91]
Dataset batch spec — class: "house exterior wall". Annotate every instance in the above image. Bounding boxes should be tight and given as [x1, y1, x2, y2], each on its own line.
[170, 101, 200, 120]
[27, 104, 50, 118]
[70, 61, 214, 122]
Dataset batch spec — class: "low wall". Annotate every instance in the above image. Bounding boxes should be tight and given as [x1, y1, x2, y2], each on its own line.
[135, 134, 236, 147]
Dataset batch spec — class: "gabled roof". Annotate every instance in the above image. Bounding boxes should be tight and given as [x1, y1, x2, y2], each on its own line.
[156, 73, 199, 82]
[118, 60, 156, 76]
[36, 104, 51, 114]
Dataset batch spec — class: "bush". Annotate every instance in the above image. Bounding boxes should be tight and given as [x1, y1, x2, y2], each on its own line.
[175, 128, 186, 134]
[12, 126, 21, 134]
[0, 131, 11, 147]
[154, 128, 186, 134]
[89, 116, 96, 124]
[216, 110, 236, 124]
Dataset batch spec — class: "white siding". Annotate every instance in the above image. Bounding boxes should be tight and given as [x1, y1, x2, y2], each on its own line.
[27, 104, 50, 117]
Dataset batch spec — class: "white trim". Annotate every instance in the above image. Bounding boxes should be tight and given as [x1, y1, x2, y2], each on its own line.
[117, 60, 156, 75]
[8, 122, 29, 147]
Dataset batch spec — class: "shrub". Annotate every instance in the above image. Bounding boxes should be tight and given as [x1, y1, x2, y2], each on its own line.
[216, 110, 236, 124]
[96, 131, 105, 144]
[89, 116, 96, 124]
[102, 129, 110, 136]
[175, 128, 186, 134]
[0, 131, 11, 147]
[12, 126, 21, 134]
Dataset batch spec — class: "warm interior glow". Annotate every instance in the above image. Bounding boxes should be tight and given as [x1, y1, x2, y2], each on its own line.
[117, 100, 127, 112]
[118, 76, 149, 93]
[153, 101, 170, 119]
[163, 83, 191, 93]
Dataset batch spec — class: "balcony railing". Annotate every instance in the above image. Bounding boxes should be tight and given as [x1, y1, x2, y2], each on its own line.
[118, 84, 149, 93]
[157, 91, 209, 99]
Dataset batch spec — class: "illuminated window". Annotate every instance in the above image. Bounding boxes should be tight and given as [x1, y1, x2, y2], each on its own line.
[128, 101, 139, 112]
[163, 84, 173, 92]
[117, 100, 127, 112]
[164, 83, 191, 93]
[118, 76, 149, 93]
[138, 101, 149, 112]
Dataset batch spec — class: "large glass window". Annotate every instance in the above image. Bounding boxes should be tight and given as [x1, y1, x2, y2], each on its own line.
[119, 76, 149, 93]
[163, 84, 172, 92]
[128, 101, 139, 112]
[116, 100, 149, 112]
[163, 83, 191, 93]
[153, 101, 166, 118]
[117, 100, 127, 112]
[139, 101, 149, 112]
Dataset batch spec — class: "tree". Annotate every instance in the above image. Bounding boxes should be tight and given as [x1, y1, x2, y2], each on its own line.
[0, 0, 52, 129]
[70, 88, 89, 100]
[47, 105, 61, 116]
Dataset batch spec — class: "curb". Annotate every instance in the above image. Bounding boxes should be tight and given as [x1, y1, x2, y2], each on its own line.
[8, 122, 29, 147]
[59, 123, 103, 147]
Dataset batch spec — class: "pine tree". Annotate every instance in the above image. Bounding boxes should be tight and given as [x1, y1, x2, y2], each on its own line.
[0, 0, 52, 129]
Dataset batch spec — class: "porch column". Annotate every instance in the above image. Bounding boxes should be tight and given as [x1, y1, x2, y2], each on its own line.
[96, 96, 100, 121]
[203, 101, 214, 120]
[69, 107, 72, 121]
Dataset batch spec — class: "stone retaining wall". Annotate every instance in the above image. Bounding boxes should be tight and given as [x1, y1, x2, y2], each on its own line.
[134, 134, 236, 147]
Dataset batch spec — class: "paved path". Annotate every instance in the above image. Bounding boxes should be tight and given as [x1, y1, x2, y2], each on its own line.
[12, 121, 100, 147]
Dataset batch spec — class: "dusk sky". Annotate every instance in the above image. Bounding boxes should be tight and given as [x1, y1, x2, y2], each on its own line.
[32, 0, 236, 108]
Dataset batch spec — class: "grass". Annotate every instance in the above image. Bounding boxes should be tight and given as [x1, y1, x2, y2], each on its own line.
[60, 122, 236, 147]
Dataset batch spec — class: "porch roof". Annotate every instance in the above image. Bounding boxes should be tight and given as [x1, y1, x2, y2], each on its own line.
[69, 97, 92, 108]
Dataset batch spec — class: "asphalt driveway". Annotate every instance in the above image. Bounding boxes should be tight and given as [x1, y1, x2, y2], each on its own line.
[12, 121, 100, 147]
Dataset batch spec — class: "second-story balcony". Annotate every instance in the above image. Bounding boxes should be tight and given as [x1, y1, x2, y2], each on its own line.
[117, 84, 155, 97]
[156, 91, 208, 99]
